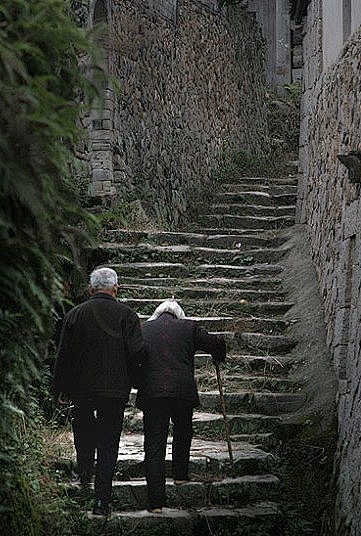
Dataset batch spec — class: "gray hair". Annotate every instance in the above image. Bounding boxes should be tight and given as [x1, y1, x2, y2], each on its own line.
[90, 267, 118, 290]
[147, 299, 186, 321]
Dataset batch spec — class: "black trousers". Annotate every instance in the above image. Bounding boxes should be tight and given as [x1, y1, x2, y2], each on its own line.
[72, 397, 127, 504]
[143, 398, 193, 509]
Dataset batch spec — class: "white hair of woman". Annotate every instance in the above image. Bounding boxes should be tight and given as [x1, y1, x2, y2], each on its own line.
[147, 299, 186, 321]
[90, 267, 118, 290]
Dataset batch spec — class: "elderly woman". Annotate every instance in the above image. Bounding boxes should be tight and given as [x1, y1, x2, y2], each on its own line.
[136, 299, 226, 513]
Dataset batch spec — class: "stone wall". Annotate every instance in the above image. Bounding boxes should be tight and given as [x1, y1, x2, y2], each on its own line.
[91, 0, 269, 226]
[297, 10, 361, 534]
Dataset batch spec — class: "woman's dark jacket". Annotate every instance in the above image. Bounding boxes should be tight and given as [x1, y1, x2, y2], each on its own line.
[136, 312, 226, 409]
[53, 293, 145, 399]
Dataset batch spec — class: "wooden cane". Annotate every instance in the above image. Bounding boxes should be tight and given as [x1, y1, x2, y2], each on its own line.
[215, 363, 234, 466]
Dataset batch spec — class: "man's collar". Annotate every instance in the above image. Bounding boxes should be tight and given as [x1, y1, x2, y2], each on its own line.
[89, 292, 117, 301]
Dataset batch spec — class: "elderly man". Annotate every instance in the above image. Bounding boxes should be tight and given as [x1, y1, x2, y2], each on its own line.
[136, 299, 226, 513]
[53, 267, 146, 516]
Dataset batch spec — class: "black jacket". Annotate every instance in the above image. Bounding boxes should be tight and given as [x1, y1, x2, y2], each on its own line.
[53, 293, 145, 399]
[136, 312, 226, 409]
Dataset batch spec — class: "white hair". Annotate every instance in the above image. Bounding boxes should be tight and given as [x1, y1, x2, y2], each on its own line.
[90, 267, 118, 290]
[147, 299, 186, 321]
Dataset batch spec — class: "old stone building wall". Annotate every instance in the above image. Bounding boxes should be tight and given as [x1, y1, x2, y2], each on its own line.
[297, 2, 361, 533]
[86, 0, 269, 225]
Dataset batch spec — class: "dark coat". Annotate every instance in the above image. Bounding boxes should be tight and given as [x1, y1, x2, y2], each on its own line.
[53, 293, 145, 399]
[136, 312, 226, 409]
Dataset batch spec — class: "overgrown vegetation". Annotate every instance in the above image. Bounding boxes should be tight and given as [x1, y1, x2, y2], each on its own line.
[0, 0, 100, 533]
[274, 425, 337, 535]
[216, 83, 301, 181]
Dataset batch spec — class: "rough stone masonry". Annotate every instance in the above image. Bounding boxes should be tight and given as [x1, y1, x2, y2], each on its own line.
[82, 0, 270, 226]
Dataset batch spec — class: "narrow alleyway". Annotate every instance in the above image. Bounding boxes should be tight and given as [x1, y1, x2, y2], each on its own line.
[65, 171, 333, 534]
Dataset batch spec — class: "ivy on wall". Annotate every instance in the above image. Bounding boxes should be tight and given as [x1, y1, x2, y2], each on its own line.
[0, 0, 99, 532]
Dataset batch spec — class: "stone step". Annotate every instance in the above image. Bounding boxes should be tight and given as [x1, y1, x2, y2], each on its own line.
[211, 203, 296, 217]
[199, 214, 294, 230]
[102, 229, 285, 249]
[102, 229, 208, 247]
[198, 391, 306, 415]
[120, 275, 284, 291]
[196, 227, 279, 236]
[95, 243, 289, 266]
[118, 284, 286, 301]
[123, 298, 294, 319]
[236, 332, 297, 353]
[111, 261, 282, 278]
[205, 330, 292, 353]
[115, 261, 191, 278]
[196, 372, 299, 393]
[216, 190, 297, 206]
[222, 179, 298, 193]
[204, 233, 277, 249]
[191, 412, 301, 440]
[125, 410, 302, 440]
[223, 176, 298, 186]
[94, 474, 280, 510]
[134, 308, 288, 334]
[87, 502, 281, 535]
[115, 434, 275, 479]
[220, 184, 298, 196]
[194, 354, 294, 376]
[230, 433, 277, 450]
[194, 262, 284, 278]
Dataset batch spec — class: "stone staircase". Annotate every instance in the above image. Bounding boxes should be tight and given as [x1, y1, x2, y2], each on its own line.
[83, 174, 305, 534]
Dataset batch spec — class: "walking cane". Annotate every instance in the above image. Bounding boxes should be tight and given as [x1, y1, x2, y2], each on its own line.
[215, 362, 234, 466]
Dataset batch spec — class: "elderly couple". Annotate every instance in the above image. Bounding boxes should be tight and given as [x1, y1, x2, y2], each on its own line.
[53, 267, 226, 516]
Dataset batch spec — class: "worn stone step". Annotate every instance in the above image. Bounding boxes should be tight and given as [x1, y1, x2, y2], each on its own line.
[198, 391, 306, 415]
[191, 411, 301, 440]
[206, 330, 290, 353]
[120, 275, 284, 291]
[102, 229, 208, 246]
[194, 502, 282, 535]
[56, 431, 276, 480]
[230, 433, 277, 450]
[199, 214, 294, 230]
[116, 433, 275, 479]
[124, 410, 302, 440]
[102, 228, 284, 250]
[211, 203, 296, 217]
[222, 180, 298, 194]
[112, 261, 283, 279]
[219, 183, 296, 195]
[101, 474, 279, 510]
[119, 284, 286, 301]
[204, 233, 280, 249]
[194, 349, 294, 382]
[216, 190, 297, 206]
[135, 308, 289, 334]
[95, 243, 289, 266]
[196, 372, 298, 393]
[196, 227, 278, 236]
[237, 332, 297, 353]
[87, 502, 281, 535]
[223, 176, 298, 186]
[222, 354, 294, 374]
[113, 262, 191, 278]
[194, 262, 283, 277]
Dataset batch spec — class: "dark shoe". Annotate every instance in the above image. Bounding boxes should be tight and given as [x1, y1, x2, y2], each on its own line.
[92, 500, 111, 516]
[80, 470, 93, 485]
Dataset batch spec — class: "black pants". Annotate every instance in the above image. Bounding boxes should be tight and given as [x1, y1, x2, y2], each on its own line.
[143, 398, 193, 509]
[72, 397, 127, 504]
